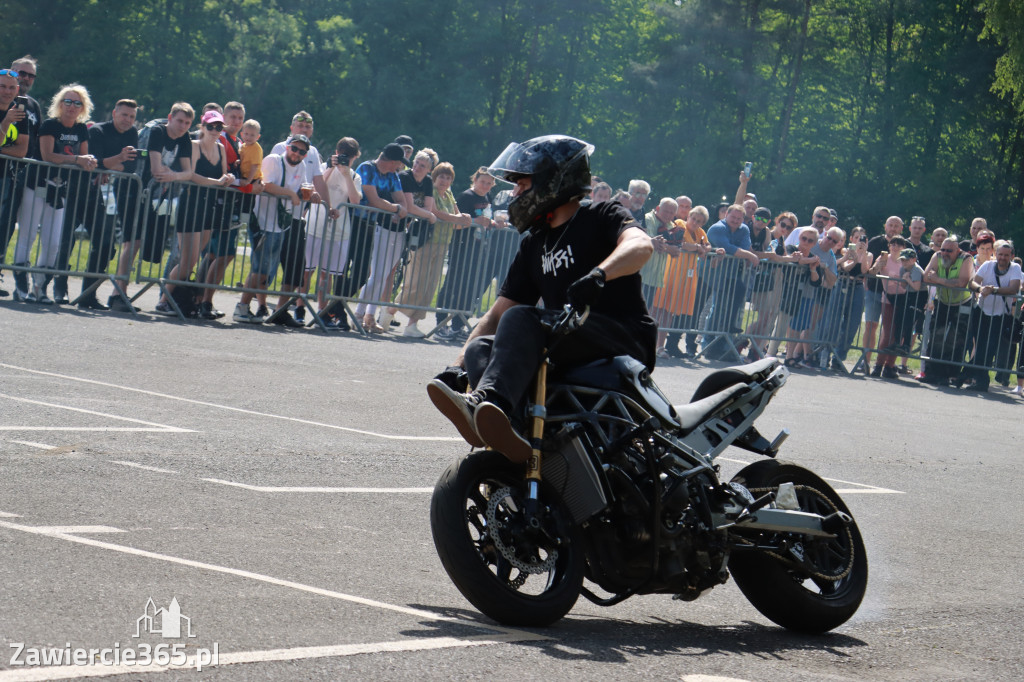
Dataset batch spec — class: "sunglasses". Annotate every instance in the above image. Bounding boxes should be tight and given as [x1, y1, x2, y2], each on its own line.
[940, 248, 954, 253]
[779, 221, 794, 229]
[755, 216, 770, 223]
[62, 98, 84, 108]
[289, 145, 309, 156]
[205, 123, 224, 131]
[0, 69, 19, 78]
[800, 236, 817, 243]
[912, 216, 925, 222]
[292, 115, 313, 123]
[814, 213, 830, 220]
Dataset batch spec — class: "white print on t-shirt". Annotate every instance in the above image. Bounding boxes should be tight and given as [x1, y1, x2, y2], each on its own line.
[542, 245, 575, 276]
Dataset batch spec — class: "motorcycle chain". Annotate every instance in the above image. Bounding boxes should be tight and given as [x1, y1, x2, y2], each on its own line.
[747, 485, 855, 582]
[486, 487, 558, 577]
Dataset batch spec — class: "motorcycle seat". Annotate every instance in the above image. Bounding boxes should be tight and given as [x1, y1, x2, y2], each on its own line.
[689, 357, 781, 402]
[672, 382, 749, 433]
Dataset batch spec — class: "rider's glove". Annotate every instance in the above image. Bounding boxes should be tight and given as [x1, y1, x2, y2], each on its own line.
[566, 267, 606, 308]
[434, 365, 469, 394]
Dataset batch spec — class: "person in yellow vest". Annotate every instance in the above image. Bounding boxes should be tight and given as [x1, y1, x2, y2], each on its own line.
[921, 236, 975, 385]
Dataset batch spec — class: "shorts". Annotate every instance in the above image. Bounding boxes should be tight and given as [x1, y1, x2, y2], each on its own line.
[791, 297, 814, 331]
[864, 288, 883, 324]
[207, 226, 240, 258]
[279, 224, 306, 288]
[125, 211, 172, 264]
[304, 235, 347, 275]
[249, 230, 285, 278]
[177, 186, 228, 234]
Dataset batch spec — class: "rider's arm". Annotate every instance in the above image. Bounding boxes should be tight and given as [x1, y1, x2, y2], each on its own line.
[596, 226, 653, 280]
[455, 295, 519, 367]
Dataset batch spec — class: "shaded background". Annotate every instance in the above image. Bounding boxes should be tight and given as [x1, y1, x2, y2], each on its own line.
[4, 0, 1023, 240]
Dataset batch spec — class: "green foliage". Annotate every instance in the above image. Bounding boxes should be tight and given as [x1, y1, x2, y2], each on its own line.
[2, 0, 1021, 244]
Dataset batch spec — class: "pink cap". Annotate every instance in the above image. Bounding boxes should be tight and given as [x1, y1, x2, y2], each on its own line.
[201, 110, 224, 124]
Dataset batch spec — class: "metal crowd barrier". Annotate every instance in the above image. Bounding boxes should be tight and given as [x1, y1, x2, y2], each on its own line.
[648, 247, 1021, 386]
[0, 156, 142, 307]
[318, 203, 522, 337]
[846, 276, 1023, 386]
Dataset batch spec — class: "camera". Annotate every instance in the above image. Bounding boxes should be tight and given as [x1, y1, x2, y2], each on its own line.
[334, 153, 350, 167]
[859, 235, 868, 243]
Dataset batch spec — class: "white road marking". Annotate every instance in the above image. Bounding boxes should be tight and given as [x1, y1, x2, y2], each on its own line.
[0, 634, 534, 681]
[0, 511, 22, 518]
[10, 440, 58, 450]
[717, 457, 903, 494]
[109, 460, 179, 475]
[202, 478, 432, 494]
[0, 519, 543, 641]
[0, 363, 462, 442]
[0, 392, 193, 433]
[31, 526, 125, 535]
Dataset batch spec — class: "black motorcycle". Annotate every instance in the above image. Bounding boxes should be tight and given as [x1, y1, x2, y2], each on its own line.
[429, 306, 867, 632]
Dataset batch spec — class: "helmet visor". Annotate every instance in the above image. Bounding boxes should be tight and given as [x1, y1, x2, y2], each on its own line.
[487, 138, 594, 181]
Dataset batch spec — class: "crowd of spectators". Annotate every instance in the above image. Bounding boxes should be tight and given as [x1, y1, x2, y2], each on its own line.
[1, 55, 1022, 393]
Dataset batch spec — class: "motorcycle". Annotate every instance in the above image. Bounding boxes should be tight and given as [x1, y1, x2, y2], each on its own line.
[429, 305, 867, 633]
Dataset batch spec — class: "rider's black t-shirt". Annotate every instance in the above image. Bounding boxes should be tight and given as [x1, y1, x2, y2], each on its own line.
[499, 200, 657, 358]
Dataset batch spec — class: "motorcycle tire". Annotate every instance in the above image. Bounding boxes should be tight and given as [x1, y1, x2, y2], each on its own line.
[727, 460, 868, 634]
[430, 450, 584, 627]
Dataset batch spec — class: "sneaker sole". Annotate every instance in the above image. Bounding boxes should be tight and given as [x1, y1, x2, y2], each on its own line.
[427, 380, 484, 448]
[474, 401, 532, 464]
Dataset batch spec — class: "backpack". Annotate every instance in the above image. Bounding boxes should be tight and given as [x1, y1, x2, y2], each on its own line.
[170, 281, 201, 318]
[135, 118, 167, 182]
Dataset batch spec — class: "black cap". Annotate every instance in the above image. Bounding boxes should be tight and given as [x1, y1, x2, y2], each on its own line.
[289, 134, 311, 148]
[754, 206, 772, 221]
[394, 135, 414, 148]
[382, 143, 406, 162]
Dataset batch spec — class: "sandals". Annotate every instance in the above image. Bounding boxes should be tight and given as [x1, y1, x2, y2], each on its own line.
[362, 315, 385, 334]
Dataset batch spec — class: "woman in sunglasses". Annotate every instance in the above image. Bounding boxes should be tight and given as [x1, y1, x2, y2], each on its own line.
[155, 110, 234, 315]
[12, 83, 96, 303]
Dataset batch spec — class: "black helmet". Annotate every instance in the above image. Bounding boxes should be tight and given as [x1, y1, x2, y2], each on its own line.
[487, 135, 594, 233]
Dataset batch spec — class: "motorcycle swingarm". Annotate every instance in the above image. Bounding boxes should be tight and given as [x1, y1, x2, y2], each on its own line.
[712, 508, 839, 538]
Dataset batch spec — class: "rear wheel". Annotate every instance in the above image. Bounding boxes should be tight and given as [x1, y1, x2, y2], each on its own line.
[728, 460, 868, 633]
[430, 450, 584, 626]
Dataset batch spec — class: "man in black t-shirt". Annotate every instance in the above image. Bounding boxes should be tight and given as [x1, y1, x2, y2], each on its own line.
[428, 136, 655, 463]
[109, 102, 194, 310]
[74, 99, 140, 310]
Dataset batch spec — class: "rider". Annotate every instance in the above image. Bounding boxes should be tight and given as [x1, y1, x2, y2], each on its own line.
[428, 135, 657, 462]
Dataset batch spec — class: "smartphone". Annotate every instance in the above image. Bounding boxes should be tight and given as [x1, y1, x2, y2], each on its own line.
[14, 95, 27, 111]
[743, 161, 752, 178]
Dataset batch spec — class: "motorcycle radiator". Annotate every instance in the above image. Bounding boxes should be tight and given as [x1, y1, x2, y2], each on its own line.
[543, 426, 608, 524]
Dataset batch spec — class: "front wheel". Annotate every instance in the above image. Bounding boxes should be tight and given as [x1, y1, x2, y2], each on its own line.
[728, 460, 868, 633]
[430, 450, 584, 626]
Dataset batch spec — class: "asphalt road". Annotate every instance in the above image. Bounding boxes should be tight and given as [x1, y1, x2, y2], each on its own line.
[1, 293, 1022, 681]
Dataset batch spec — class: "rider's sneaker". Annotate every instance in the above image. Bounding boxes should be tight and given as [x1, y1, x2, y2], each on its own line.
[427, 380, 485, 448]
[474, 401, 532, 464]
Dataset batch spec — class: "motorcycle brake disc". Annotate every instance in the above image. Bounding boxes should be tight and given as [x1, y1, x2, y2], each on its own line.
[486, 486, 558, 576]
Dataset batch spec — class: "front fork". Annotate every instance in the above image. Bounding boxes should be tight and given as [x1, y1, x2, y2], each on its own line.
[523, 357, 548, 521]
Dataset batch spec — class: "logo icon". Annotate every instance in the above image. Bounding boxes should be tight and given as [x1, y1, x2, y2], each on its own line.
[134, 597, 196, 639]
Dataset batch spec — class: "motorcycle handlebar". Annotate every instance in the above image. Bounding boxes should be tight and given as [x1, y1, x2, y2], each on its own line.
[548, 304, 590, 336]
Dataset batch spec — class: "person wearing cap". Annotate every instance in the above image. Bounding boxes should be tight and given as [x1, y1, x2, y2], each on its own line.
[963, 240, 1022, 391]
[394, 134, 414, 164]
[921, 236, 975, 384]
[248, 111, 334, 325]
[745, 206, 779, 343]
[867, 237, 922, 378]
[351, 142, 410, 332]
[233, 134, 314, 324]
[702, 204, 760, 361]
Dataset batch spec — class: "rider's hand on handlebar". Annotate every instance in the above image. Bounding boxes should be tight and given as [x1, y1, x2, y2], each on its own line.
[567, 267, 606, 308]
